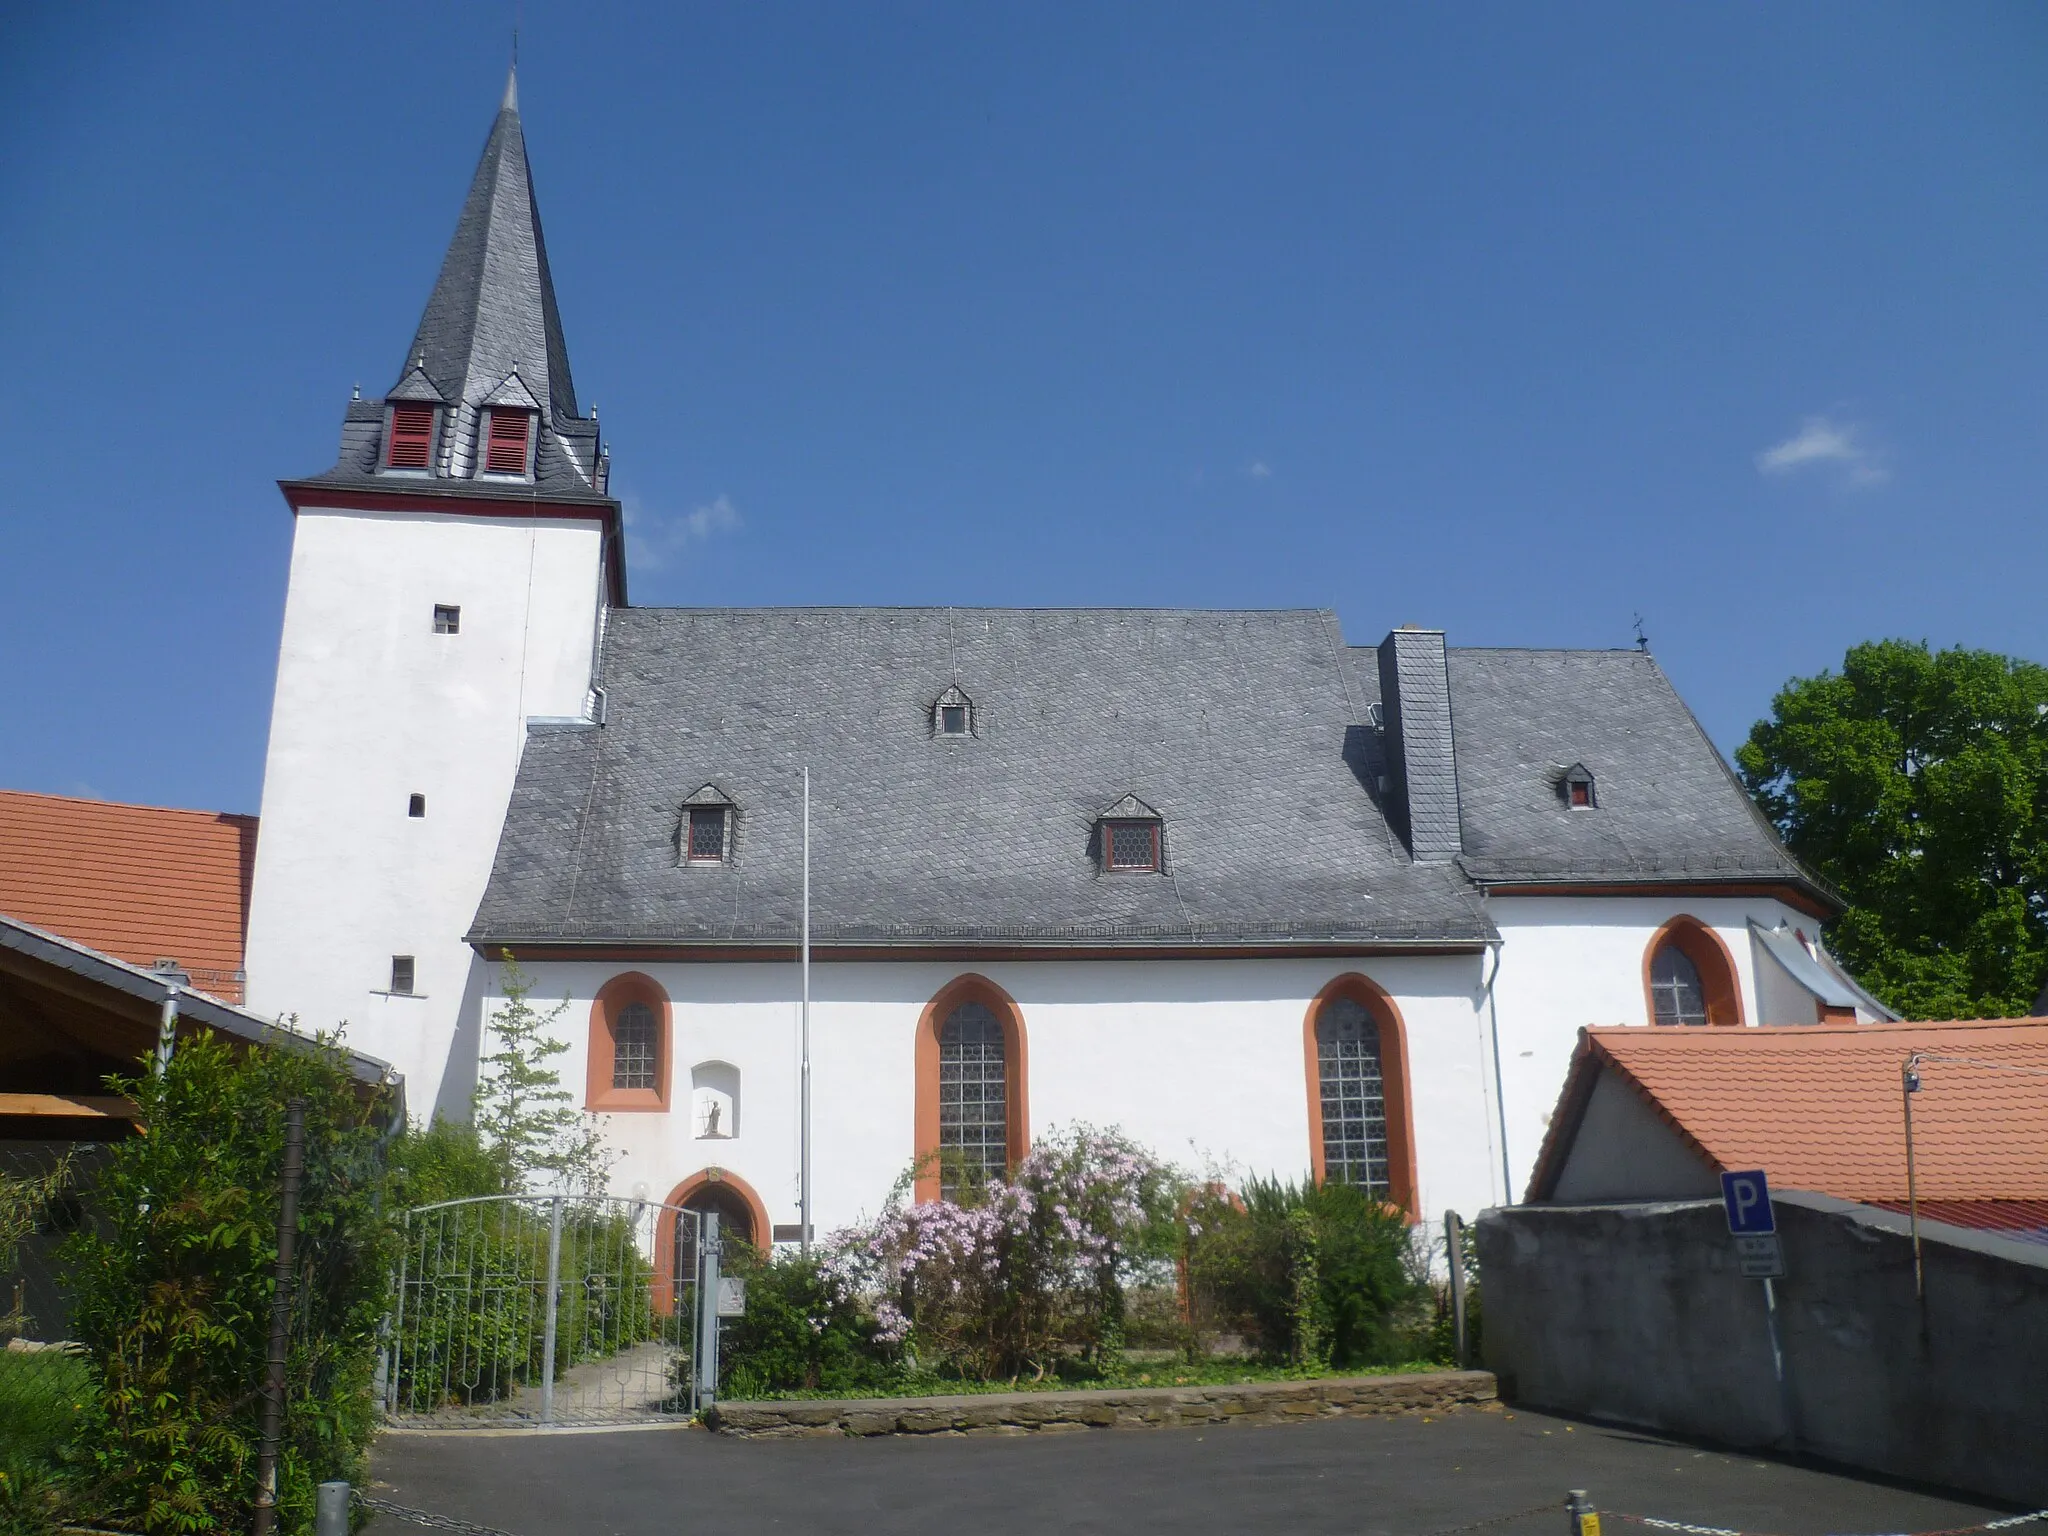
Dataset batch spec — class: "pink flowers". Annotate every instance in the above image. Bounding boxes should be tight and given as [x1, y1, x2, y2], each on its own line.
[822, 1125, 1178, 1380]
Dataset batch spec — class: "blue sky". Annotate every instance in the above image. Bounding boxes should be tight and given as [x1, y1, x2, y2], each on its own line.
[2, 3, 2043, 815]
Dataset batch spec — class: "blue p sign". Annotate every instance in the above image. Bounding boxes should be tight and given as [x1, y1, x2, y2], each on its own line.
[1721, 1170, 1775, 1234]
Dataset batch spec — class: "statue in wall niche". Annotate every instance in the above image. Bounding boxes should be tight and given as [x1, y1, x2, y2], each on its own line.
[701, 1099, 722, 1138]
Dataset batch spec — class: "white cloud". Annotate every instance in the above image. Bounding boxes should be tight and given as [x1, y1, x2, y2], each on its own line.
[1245, 460, 1272, 480]
[1755, 414, 1888, 487]
[621, 491, 743, 570]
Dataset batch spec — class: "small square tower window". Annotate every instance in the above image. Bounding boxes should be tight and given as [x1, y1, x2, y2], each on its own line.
[390, 955, 415, 995]
[1105, 820, 1161, 872]
[408, 793, 426, 818]
[433, 604, 460, 635]
[940, 704, 968, 735]
[1561, 763, 1597, 810]
[687, 806, 728, 862]
[485, 410, 532, 475]
[387, 403, 437, 469]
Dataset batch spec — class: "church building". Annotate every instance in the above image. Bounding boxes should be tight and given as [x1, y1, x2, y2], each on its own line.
[243, 74, 1890, 1248]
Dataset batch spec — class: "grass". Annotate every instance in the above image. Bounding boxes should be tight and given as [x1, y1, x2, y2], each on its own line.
[728, 1353, 1450, 1402]
[0, 1353, 87, 1464]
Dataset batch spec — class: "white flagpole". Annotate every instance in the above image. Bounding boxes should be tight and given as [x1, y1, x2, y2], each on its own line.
[800, 766, 812, 1258]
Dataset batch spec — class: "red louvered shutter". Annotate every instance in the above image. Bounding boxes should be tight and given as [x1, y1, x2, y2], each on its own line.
[486, 411, 532, 474]
[387, 403, 436, 468]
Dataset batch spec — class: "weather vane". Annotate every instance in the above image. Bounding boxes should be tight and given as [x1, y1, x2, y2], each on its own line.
[1632, 614, 1650, 653]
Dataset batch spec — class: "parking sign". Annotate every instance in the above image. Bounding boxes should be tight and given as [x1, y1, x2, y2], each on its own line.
[1720, 1169, 1775, 1234]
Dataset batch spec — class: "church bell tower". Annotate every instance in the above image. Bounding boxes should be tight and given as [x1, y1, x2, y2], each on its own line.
[244, 69, 623, 1118]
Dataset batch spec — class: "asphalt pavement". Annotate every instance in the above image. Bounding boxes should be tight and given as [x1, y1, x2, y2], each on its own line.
[368, 1405, 2012, 1536]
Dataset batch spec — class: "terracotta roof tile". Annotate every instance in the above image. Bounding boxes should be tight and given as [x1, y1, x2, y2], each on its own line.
[0, 789, 256, 1002]
[1532, 1019, 2048, 1204]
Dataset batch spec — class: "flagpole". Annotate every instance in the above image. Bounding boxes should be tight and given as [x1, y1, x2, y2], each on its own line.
[800, 766, 812, 1258]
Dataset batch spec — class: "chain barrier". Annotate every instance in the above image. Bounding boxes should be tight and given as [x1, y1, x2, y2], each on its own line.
[1608, 1509, 2048, 1536]
[353, 1493, 527, 1536]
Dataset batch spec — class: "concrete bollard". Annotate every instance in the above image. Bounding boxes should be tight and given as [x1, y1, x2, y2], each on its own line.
[1566, 1490, 1600, 1536]
[316, 1480, 351, 1536]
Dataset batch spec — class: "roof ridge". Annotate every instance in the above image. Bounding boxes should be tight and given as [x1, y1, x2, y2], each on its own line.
[0, 788, 255, 821]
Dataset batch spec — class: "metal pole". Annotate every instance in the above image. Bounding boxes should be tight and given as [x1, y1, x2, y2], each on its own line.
[1902, 1054, 1925, 1301]
[315, 1482, 350, 1536]
[252, 1097, 306, 1536]
[1762, 1275, 1795, 1449]
[697, 1211, 721, 1406]
[800, 765, 812, 1257]
[1565, 1489, 1598, 1536]
[539, 1194, 564, 1426]
[1444, 1210, 1469, 1368]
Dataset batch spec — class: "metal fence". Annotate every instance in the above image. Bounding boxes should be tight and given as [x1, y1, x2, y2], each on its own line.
[381, 1193, 705, 1428]
[0, 1143, 103, 1455]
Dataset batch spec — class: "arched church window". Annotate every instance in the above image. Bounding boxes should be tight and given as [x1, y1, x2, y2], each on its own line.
[1314, 995, 1390, 1195]
[1649, 944, 1709, 1026]
[1643, 918, 1742, 1027]
[938, 1000, 1008, 1200]
[587, 973, 669, 1111]
[613, 1002, 658, 1087]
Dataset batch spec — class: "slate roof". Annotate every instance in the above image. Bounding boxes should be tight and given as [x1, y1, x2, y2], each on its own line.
[1528, 1020, 2048, 1206]
[285, 69, 613, 510]
[471, 608, 1495, 950]
[1440, 648, 1825, 896]
[0, 790, 256, 1002]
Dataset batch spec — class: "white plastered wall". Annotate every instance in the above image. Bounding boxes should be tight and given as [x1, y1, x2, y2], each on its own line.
[1483, 892, 1817, 1199]
[484, 954, 1507, 1239]
[244, 505, 603, 1113]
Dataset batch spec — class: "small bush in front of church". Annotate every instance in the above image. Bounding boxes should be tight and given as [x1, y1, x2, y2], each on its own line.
[1184, 1177, 1431, 1368]
[717, 1249, 898, 1398]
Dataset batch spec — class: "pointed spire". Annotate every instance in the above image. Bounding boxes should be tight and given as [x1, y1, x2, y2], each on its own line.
[396, 71, 579, 436]
[502, 62, 518, 114]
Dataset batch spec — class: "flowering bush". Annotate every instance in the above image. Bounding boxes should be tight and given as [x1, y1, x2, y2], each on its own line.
[825, 1126, 1181, 1382]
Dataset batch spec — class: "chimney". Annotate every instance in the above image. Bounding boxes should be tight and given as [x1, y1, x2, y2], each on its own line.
[1376, 627, 1462, 862]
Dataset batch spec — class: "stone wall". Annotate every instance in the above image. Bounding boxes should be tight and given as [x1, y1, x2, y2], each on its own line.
[1477, 1191, 2048, 1507]
[706, 1369, 1496, 1438]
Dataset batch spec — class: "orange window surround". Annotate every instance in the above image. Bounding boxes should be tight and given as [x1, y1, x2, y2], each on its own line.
[1302, 973, 1420, 1220]
[913, 974, 1030, 1204]
[586, 972, 671, 1111]
[1641, 916, 1745, 1028]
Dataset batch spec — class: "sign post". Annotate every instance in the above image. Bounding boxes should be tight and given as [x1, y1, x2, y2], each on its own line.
[1720, 1169, 1795, 1449]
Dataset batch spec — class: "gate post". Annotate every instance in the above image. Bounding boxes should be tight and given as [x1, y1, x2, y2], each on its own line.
[1444, 1209, 1469, 1368]
[696, 1212, 721, 1407]
[539, 1194, 564, 1427]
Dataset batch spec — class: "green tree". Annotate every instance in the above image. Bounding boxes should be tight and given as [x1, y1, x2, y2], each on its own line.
[471, 954, 609, 1194]
[1737, 639, 2048, 1019]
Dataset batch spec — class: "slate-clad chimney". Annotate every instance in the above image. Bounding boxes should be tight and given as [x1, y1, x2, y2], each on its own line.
[1376, 627, 1462, 862]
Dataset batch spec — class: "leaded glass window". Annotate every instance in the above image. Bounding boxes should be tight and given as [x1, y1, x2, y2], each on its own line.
[687, 806, 727, 862]
[1106, 819, 1159, 871]
[1317, 995, 1389, 1195]
[1650, 944, 1709, 1026]
[613, 1000, 658, 1089]
[938, 1000, 1008, 1200]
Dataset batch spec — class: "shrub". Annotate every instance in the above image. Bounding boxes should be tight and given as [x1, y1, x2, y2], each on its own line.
[1185, 1177, 1430, 1368]
[718, 1250, 895, 1399]
[830, 1126, 1181, 1381]
[65, 1031, 392, 1534]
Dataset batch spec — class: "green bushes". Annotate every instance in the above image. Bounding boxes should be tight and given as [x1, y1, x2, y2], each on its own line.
[1183, 1177, 1432, 1368]
[65, 1031, 390, 1534]
[717, 1250, 895, 1399]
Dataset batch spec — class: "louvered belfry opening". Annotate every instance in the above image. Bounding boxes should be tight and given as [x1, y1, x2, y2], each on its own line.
[486, 410, 532, 474]
[387, 403, 436, 468]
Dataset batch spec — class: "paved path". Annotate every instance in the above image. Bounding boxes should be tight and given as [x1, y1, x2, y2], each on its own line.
[369, 1405, 2010, 1536]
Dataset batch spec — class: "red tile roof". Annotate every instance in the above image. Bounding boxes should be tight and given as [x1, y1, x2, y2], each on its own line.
[0, 789, 257, 1002]
[1529, 1019, 2048, 1206]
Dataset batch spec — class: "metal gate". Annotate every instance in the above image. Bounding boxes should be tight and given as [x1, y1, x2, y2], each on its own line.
[380, 1194, 705, 1428]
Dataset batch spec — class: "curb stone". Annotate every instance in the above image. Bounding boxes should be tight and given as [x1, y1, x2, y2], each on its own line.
[705, 1369, 1496, 1439]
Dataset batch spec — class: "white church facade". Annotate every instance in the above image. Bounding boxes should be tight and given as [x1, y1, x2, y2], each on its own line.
[244, 74, 1890, 1249]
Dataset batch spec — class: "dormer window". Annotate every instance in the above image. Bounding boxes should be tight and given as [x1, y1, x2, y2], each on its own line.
[484, 409, 533, 476]
[679, 784, 734, 865]
[1561, 764, 1597, 810]
[1096, 794, 1164, 872]
[932, 685, 975, 738]
[386, 403, 437, 469]
[1106, 821, 1161, 871]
